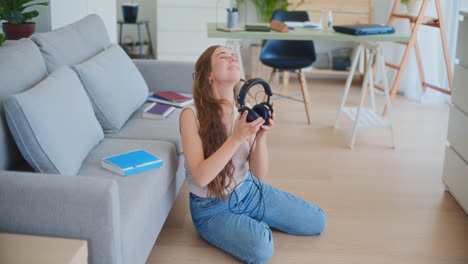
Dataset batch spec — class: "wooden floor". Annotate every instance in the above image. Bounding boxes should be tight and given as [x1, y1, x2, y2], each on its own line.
[147, 77, 468, 264]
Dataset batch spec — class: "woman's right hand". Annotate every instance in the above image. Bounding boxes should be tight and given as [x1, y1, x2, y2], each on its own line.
[231, 110, 264, 143]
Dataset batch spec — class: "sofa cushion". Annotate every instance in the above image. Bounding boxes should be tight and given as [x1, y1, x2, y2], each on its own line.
[71, 44, 149, 133]
[105, 102, 183, 153]
[77, 138, 184, 264]
[30, 14, 111, 73]
[0, 38, 48, 170]
[4, 66, 104, 175]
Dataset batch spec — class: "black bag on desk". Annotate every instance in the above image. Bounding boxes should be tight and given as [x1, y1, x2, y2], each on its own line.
[331, 47, 353, 71]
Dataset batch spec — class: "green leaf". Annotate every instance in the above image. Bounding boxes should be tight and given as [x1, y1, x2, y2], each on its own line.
[21, 10, 38, 22]
[0, 33, 5, 46]
[0, 0, 48, 23]
[8, 10, 24, 24]
[23, 2, 49, 10]
[245, 0, 300, 22]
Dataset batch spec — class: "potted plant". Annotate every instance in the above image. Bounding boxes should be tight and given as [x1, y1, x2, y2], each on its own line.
[238, 0, 303, 22]
[401, 0, 423, 16]
[122, 0, 140, 23]
[0, 0, 49, 40]
[0, 33, 5, 46]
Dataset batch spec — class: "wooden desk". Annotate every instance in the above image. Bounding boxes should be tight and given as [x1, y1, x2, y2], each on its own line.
[207, 23, 410, 43]
[207, 23, 409, 79]
[0, 233, 88, 264]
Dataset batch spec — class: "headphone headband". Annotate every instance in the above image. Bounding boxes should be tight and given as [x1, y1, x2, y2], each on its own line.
[237, 78, 273, 106]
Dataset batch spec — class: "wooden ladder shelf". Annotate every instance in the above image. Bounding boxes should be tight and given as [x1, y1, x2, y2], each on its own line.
[379, 0, 453, 112]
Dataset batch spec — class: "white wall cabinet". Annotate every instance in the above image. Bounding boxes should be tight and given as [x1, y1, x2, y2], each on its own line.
[156, 0, 226, 61]
[442, 10, 468, 215]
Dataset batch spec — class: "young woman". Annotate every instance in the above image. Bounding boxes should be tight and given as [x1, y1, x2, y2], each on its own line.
[179, 45, 326, 264]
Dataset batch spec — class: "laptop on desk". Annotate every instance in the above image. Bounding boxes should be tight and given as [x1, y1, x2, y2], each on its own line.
[333, 24, 396, 35]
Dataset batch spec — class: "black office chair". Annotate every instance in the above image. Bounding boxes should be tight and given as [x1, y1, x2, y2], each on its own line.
[260, 10, 317, 124]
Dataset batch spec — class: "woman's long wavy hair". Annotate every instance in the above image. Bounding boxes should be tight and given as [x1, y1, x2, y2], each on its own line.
[192, 45, 240, 200]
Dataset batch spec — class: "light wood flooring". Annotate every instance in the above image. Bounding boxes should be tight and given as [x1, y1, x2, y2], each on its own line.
[147, 77, 468, 264]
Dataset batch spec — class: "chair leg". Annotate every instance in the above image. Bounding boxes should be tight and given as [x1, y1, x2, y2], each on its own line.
[283, 71, 290, 89]
[298, 70, 312, 125]
[268, 68, 277, 84]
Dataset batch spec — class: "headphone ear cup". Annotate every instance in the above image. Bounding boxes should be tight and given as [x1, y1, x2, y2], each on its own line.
[241, 106, 259, 123]
[261, 102, 273, 114]
[252, 104, 271, 124]
[246, 108, 260, 123]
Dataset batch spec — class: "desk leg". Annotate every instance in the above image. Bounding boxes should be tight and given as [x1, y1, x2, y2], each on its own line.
[358, 45, 365, 75]
[376, 45, 395, 148]
[350, 48, 376, 149]
[137, 24, 143, 59]
[334, 45, 363, 128]
[145, 22, 155, 59]
[119, 23, 123, 46]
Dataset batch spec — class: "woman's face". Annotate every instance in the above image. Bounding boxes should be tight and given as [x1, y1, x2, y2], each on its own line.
[210, 47, 241, 84]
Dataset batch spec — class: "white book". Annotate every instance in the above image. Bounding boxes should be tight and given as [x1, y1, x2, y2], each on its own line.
[284, 21, 321, 29]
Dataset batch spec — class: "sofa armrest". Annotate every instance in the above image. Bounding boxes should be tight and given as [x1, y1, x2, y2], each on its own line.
[0, 171, 122, 264]
[133, 59, 194, 94]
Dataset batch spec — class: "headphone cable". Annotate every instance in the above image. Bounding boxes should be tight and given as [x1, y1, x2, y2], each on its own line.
[228, 130, 266, 222]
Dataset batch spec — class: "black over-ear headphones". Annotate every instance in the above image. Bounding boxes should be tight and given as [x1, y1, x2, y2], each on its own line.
[237, 78, 274, 125]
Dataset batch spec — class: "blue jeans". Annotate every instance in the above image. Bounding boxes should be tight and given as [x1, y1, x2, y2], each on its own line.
[190, 173, 327, 264]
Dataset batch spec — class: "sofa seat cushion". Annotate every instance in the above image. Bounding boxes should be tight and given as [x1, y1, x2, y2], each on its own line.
[0, 39, 48, 170]
[77, 138, 181, 263]
[4, 66, 104, 175]
[30, 14, 111, 73]
[72, 44, 149, 134]
[105, 102, 183, 153]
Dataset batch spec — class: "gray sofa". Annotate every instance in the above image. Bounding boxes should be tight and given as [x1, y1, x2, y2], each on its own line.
[0, 14, 193, 264]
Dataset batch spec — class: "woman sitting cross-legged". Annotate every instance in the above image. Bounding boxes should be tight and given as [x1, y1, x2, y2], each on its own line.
[179, 45, 327, 264]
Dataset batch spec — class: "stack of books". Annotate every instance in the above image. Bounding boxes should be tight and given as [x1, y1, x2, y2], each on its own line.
[102, 149, 163, 176]
[142, 102, 175, 120]
[148, 91, 194, 108]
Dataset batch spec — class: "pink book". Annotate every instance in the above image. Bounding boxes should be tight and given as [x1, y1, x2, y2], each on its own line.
[153, 91, 191, 103]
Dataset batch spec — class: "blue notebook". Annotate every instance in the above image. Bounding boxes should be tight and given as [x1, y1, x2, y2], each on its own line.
[102, 149, 163, 176]
[333, 24, 396, 35]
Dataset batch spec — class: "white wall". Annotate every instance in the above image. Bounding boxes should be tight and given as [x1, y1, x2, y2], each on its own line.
[88, 0, 117, 42]
[30, 3, 51, 33]
[461, 0, 468, 12]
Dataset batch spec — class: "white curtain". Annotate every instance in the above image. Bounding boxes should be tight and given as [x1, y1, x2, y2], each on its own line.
[375, 0, 459, 103]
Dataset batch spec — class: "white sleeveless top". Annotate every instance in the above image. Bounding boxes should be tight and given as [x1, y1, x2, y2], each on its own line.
[183, 105, 249, 198]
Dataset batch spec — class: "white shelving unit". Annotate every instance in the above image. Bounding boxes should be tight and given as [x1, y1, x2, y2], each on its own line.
[442, 10, 468, 215]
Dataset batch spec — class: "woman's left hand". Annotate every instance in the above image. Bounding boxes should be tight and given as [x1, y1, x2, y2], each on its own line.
[258, 102, 275, 137]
